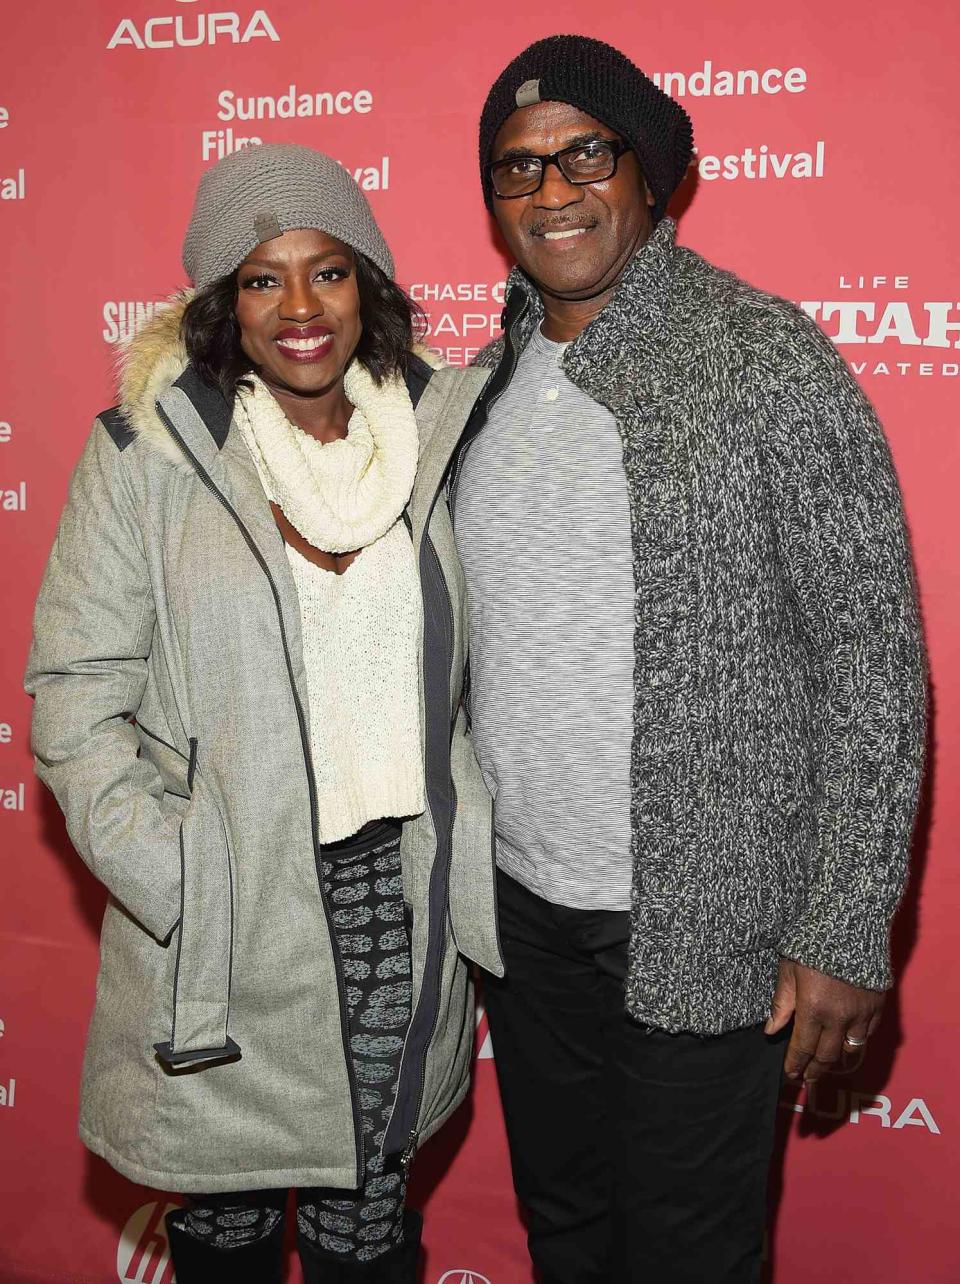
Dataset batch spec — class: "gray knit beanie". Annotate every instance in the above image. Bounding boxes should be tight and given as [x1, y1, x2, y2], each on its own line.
[182, 142, 394, 287]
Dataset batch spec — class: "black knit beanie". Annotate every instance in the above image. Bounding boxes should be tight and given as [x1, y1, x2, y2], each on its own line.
[479, 35, 693, 222]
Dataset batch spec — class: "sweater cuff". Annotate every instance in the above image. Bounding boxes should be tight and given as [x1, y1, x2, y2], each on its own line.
[778, 902, 894, 992]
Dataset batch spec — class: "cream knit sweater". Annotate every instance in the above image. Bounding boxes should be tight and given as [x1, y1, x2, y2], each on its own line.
[285, 528, 424, 842]
[236, 371, 425, 842]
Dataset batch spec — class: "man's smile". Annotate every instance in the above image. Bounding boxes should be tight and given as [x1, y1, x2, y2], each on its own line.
[529, 219, 598, 242]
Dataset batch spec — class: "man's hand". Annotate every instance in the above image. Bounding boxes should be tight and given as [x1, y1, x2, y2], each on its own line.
[765, 959, 885, 1082]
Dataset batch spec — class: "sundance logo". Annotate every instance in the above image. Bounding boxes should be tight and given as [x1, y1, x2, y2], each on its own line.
[118, 1201, 180, 1284]
[108, 8, 279, 49]
[102, 300, 171, 345]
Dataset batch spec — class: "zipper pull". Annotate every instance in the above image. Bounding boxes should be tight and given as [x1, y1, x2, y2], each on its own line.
[400, 1131, 418, 1176]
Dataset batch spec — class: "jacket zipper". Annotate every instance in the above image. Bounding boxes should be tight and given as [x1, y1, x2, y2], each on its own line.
[155, 405, 364, 1179]
[381, 520, 458, 1163]
[399, 496, 458, 1163]
[426, 534, 455, 678]
[400, 1130, 418, 1177]
[396, 854, 458, 1167]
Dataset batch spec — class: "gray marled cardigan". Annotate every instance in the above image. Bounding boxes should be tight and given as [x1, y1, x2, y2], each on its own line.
[465, 217, 927, 1035]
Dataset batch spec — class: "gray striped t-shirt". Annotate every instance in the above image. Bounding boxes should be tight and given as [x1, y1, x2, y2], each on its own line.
[454, 326, 635, 910]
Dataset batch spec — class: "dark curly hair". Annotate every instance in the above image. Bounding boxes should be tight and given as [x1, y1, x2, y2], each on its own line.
[181, 250, 427, 401]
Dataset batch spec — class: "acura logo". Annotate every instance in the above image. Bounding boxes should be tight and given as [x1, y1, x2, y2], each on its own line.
[438, 1272, 492, 1284]
[106, 8, 279, 50]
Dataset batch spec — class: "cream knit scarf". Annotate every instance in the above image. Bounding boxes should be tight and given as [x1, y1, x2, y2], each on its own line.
[235, 360, 418, 553]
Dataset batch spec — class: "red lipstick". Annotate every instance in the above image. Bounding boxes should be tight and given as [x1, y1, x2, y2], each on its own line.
[273, 325, 334, 363]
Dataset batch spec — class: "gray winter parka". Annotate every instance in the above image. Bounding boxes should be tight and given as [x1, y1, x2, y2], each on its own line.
[25, 303, 501, 1193]
[451, 217, 927, 1036]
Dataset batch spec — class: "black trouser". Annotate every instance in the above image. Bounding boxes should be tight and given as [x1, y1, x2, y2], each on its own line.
[483, 870, 787, 1284]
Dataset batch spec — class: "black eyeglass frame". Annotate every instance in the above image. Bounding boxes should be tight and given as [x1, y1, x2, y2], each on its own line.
[487, 138, 632, 200]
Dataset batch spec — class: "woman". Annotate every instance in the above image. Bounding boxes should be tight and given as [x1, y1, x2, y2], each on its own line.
[25, 143, 502, 1283]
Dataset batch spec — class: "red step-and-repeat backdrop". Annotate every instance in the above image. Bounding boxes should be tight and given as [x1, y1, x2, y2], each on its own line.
[2, 2, 957, 1281]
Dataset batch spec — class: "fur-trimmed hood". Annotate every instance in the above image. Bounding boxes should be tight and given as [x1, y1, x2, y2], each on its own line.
[116, 290, 445, 461]
[117, 292, 193, 458]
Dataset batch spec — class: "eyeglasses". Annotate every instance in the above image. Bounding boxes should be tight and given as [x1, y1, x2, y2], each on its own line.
[488, 138, 632, 200]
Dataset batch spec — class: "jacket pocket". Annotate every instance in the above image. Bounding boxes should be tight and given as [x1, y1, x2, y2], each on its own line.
[447, 712, 504, 977]
[154, 757, 240, 1069]
[135, 720, 191, 799]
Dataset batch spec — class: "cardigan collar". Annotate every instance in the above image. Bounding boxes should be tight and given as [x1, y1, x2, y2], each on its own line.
[501, 216, 680, 416]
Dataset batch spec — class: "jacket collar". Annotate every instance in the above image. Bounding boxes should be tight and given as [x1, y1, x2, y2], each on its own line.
[172, 365, 233, 449]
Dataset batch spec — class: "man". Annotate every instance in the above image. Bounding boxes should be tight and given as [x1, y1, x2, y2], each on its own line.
[450, 34, 926, 1284]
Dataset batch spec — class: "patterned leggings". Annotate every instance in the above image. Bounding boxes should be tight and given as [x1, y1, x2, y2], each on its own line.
[182, 821, 412, 1262]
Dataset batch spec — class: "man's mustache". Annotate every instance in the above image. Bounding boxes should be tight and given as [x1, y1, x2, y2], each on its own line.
[528, 216, 598, 236]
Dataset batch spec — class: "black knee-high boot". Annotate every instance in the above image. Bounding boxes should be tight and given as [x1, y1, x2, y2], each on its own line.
[166, 1209, 285, 1283]
[297, 1210, 422, 1283]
